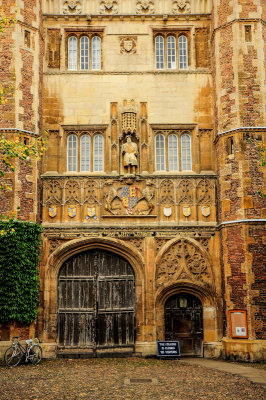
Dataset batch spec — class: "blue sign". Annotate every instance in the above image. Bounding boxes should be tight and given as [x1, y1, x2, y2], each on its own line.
[157, 341, 180, 358]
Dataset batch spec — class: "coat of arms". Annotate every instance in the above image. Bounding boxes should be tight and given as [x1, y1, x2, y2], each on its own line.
[68, 206, 77, 218]
[86, 207, 97, 220]
[48, 206, 57, 218]
[121, 186, 138, 212]
[183, 205, 191, 217]
[163, 207, 172, 217]
[201, 206, 210, 217]
[120, 37, 137, 54]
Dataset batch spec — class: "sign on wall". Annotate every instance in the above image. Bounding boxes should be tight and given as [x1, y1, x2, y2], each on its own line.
[157, 341, 180, 358]
[229, 310, 248, 339]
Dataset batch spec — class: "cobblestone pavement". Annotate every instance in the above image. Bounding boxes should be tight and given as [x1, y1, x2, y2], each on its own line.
[0, 358, 265, 400]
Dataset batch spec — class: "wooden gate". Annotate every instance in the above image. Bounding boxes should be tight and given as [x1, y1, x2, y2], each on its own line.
[165, 293, 203, 356]
[57, 249, 135, 353]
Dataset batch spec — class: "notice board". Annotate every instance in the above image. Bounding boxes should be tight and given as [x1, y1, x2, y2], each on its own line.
[157, 341, 180, 358]
[229, 310, 248, 338]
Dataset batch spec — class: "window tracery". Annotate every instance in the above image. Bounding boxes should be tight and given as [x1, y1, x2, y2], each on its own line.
[154, 130, 192, 172]
[66, 32, 102, 71]
[154, 31, 189, 70]
[66, 130, 105, 173]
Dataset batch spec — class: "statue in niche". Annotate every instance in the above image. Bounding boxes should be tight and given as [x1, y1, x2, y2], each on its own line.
[122, 135, 138, 174]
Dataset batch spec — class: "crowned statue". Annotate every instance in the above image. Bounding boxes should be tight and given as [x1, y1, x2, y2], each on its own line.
[122, 135, 138, 174]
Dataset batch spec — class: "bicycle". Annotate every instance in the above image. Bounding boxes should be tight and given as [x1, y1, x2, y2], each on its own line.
[4, 336, 42, 367]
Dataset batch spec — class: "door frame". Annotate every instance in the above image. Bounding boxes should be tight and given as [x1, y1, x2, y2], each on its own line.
[57, 248, 136, 350]
[155, 283, 220, 352]
[42, 237, 145, 345]
[164, 292, 203, 356]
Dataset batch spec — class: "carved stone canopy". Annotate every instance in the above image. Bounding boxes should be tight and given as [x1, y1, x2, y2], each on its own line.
[136, 0, 155, 14]
[172, 0, 191, 14]
[99, 0, 119, 14]
[63, 0, 82, 14]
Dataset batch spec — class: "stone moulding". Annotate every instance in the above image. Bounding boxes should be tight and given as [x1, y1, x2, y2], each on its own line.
[155, 237, 215, 290]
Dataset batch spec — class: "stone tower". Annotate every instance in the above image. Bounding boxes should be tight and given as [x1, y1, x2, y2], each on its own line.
[0, 0, 43, 221]
[213, 0, 265, 359]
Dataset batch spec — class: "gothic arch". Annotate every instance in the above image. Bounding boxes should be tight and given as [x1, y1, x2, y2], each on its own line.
[155, 282, 220, 343]
[42, 237, 145, 343]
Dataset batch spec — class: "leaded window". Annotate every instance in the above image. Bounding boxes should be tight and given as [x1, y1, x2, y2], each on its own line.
[67, 134, 78, 171]
[68, 36, 77, 70]
[93, 134, 104, 172]
[168, 134, 178, 171]
[92, 36, 101, 70]
[80, 36, 89, 70]
[80, 135, 90, 171]
[181, 134, 192, 170]
[155, 134, 166, 171]
[167, 36, 176, 69]
[179, 35, 188, 70]
[155, 35, 164, 70]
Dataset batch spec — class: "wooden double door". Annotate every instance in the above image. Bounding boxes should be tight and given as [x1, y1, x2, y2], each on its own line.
[165, 293, 203, 356]
[57, 249, 135, 352]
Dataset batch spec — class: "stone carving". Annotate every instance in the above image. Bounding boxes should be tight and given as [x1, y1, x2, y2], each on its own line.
[49, 239, 68, 255]
[47, 29, 60, 68]
[160, 179, 174, 205]
[156, 239, 212, 288]
[122, 136, 138, 174]
[177, 179, 193, 204]
[43, 180, 62, 205]
[104, 180, 122, 215]
[138, 180, 155, 215]
[156, 238, 170, 254]
[63, 0, 82, 14]
[196, 238, 210, 252]
[99, 0, 118, 14]
[64, 179, 80, 204]
[103, 180, 154, 216]
[197, 179, 213, 205]
[136, 0, 155, 14]
[172, 0, 191, 14]
[123, 238, 144, 254]
[83, 179, 99, 205]
[120, 37, 137, 54]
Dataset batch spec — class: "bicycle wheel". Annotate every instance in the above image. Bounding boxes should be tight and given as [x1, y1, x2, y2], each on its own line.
[4, 346, 23, 367]
[29, 344, 42, 365]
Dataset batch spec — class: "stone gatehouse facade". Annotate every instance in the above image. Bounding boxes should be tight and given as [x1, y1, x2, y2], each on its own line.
[0, 0, 265, 361]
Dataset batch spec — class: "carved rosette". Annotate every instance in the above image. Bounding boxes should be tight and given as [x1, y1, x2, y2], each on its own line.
[136, 0, 155, 14]
[156, 239, 212, 289]
[63, 0, 82, 14]
[172, 0, 191, 14]
[99, 0, 119, 14]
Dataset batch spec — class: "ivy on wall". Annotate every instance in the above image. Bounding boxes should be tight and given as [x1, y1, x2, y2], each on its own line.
[0, 220, 42, 325]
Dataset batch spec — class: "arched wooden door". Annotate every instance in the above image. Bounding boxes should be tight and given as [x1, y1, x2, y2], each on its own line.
[165, 293, 203, 356]
[57, 249, 135, 353]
